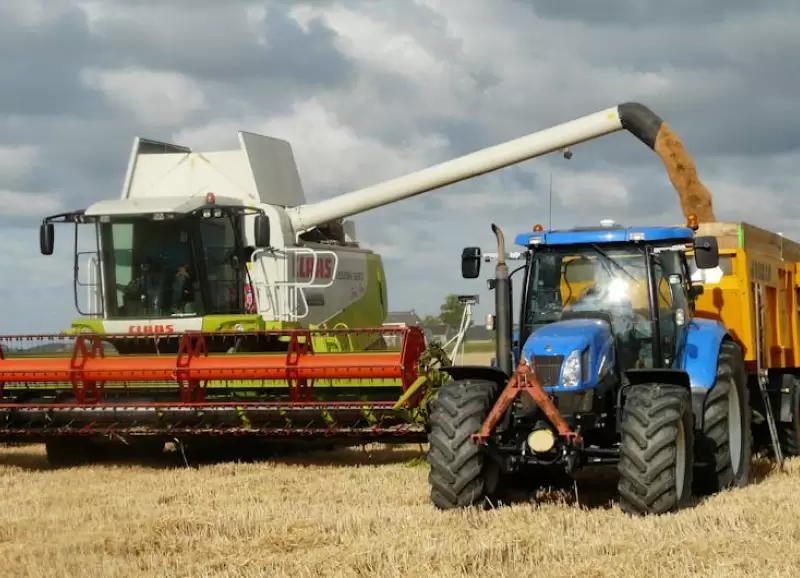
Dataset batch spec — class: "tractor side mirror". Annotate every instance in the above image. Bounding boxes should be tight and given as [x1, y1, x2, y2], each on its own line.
[254, 214, 271, 248]
[461, 247, 482, 278]
[693, 235, 719, 270]
[40, 222, 54, 255]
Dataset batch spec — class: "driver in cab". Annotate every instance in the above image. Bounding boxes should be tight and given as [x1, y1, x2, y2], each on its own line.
[566, 263, 649, 330]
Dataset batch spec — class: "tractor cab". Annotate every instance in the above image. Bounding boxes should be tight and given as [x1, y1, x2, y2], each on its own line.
[461, 217, 720, 393]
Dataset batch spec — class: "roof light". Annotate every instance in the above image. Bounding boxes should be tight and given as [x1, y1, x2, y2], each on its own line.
[533, 223, 544, 232]
[600, 219, 615, 227]
[687, 213, 699, 231]
[206, 192, 216, 204]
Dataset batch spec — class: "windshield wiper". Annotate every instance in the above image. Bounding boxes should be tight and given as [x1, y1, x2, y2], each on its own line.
[590, 244, 640, 283]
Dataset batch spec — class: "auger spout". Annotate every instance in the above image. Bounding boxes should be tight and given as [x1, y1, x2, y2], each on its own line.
[286, 102, 716, 233]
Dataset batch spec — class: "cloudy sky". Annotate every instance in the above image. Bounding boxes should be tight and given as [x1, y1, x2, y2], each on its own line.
[2, 0, 800, 334]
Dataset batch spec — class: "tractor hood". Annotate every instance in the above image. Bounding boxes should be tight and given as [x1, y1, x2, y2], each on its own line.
[520, 317, 614, 389]
[523, 318, 611, 357]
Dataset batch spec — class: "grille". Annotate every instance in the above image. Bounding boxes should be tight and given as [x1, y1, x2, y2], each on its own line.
[532, 354, 564, 385]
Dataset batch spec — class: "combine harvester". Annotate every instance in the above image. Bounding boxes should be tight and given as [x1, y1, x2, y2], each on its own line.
[0, 102, 795, 513]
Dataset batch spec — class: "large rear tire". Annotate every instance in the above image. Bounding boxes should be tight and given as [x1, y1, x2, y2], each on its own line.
[618, 383, 694, 516]
[693, 339, 751, 496]
[427, 378, 500, 510]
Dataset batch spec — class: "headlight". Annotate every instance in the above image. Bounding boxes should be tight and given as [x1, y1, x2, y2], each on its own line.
[561, 349, 581, 388]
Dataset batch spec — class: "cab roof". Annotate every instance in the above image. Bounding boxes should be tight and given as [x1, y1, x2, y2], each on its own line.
[514, 224, 694, 247]
[83, 194, 248, 218]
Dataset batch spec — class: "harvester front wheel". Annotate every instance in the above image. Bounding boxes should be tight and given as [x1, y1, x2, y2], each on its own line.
[427, 378, 500, 510]
[693, 339, 751, 496]
[618, 384, 694, 516]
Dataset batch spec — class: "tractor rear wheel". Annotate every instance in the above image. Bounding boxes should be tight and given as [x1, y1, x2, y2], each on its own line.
[618, 383, 694, 516]
[427, 378, 500, 510]
[693, 339, 751, 495]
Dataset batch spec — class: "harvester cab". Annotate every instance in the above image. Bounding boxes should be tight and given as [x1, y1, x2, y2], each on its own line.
[427, 217, 733, 516]
[37, 132, 389, 354]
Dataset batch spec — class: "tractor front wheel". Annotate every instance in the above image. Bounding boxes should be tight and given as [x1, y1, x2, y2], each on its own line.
[618, 383, 694, 516]
[693, 339, 751, 495]
[427, 378, 500, 510]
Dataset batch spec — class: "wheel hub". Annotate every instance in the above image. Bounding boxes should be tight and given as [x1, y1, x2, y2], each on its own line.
[675, 418, 686, 501]
[728, 381, 743, 476]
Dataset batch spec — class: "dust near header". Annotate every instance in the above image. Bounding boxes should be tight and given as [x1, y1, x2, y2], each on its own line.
[653, 123, 716, 223]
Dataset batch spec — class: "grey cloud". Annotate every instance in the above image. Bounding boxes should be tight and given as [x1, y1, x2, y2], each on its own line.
[523, 0, 777, 27]
[0, 5, 105, 117]
[91, 4, 355, 88]
[0, 0, 360, 220]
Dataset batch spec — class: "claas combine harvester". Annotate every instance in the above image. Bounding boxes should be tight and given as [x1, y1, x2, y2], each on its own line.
[0, 101, 797, 516]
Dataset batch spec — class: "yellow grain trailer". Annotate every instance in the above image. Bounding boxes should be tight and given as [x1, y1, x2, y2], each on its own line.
[691, 221, 800, 457]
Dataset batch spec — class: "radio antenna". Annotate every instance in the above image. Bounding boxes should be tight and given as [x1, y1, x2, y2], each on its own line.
[548, 171, 553, 229]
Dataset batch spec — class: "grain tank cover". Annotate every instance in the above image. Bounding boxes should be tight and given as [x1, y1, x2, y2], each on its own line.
[119, 131, 307, 207]
[83, 193, 247, 218]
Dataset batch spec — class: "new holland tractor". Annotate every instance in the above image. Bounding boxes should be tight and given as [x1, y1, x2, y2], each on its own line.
[2, 101, 773, 476]
[428, 213, 800, 516]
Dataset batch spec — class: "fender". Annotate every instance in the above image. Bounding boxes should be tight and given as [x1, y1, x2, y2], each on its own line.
[617, 319, 731, 431]
[678, 317, 733, 429]
[440, 365, 510, 388]
[618, 368, 692, 430]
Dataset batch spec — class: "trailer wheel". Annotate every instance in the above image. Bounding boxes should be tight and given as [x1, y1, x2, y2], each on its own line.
[618, 383, 694, 516]
[427, 378, 500, 510]
[693, 339, 751, 496]
[778, 375, 800, 457]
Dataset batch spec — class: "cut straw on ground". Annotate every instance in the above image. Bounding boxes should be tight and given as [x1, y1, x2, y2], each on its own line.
[0, 444, 797, 578]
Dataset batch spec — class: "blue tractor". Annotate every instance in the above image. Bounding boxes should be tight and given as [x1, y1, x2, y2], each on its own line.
[427, 219, 751, 516]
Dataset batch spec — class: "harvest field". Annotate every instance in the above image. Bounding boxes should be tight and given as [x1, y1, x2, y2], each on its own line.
[0, 352, 799, 578]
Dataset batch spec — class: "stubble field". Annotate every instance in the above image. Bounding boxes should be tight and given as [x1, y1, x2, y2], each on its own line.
[0, 351, 798, 578]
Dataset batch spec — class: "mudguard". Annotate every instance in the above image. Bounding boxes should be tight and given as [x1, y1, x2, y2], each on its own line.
[618, 319, 731, 430]
[678, 317, 732, 429]
[441, 365, 509, 387]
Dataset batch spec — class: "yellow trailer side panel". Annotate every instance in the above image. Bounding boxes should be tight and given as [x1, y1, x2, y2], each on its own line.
[690, 222, 800, 372]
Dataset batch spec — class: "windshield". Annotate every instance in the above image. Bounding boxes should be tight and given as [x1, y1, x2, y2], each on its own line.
[98, 216, 245, 319]
[523, 244, 676, 335]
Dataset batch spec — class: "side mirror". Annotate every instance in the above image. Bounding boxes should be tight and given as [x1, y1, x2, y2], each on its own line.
[693, 235, 719, 270]
[461, 247, 482, 279]
[254, 214, 271, 248]
[40, 222, 54, 255]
